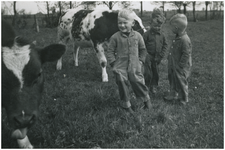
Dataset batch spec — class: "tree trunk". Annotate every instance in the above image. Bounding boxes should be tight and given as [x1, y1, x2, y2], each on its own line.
[70, 1, 72, 9]
[193, 1, 196, 22]
[46, 1, 50, 27]
[34, 15, 39, 32]
[109, 1, 112, 10]
[140, 1, 143, 18]
[205, 1, 209, 20]
[58, 1, 61, 17]
[12, 1, 17, 26]
[183, 3, 187, 14]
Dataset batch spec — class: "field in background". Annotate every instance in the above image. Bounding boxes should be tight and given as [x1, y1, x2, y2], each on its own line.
[2, 19, 223, 148]
[2, 9, 223, 29]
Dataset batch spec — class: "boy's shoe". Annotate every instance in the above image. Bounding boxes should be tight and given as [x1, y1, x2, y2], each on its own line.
[122, 106, 135, 114]
[180, 98, 189, 105]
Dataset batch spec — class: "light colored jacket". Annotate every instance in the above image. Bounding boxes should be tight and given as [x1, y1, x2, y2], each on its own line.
[168, 32, 192, 77]
[107, 30, 147, 66]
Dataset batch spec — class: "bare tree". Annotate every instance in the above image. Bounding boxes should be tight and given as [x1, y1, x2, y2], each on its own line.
[192, 1, 196, 22]
[150, 1, 167, 12]
[102, 1, 117, 10]
[58, 1, 62, 16]
[172, 1, 183, 13]
[205, 1, 210, 20]
[81, 1, 96, 10]
[119, 1, 132, 9]
[182, 2, 191, 14]
[70, 1, 72, 9]
[12, 1, 17, 26]
[140, 1, 143, 18]
[219, 1, 224, 19]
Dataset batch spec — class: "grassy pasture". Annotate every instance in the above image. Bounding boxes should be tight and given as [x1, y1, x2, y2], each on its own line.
[2, 19, 223, 148]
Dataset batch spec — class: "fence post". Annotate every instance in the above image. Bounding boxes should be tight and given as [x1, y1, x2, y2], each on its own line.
[34, 15, 39, 32]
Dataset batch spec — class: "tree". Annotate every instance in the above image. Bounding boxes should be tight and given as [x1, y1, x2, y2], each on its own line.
[205, 1, 210, 20]
[81, 1, 96, 10]
[219, 1, 224, 19]
[119, 1, 132, 9]
[102, 1, 117, 10]
[58, 1, 62, 16]
[140, 1, 143, 18]
[12, 1, 17, 26]
[192, 1, 196, 22]
[150, 1, 167, 12]
[183, 1, 191, 14]
[172, 1, 183, 13]
[69, 1, 72, 9]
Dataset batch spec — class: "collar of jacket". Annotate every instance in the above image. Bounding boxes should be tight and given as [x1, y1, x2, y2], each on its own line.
[120, 29, 135, 37]
[150, 27, 162, 35]
[175, 32, 187, 40]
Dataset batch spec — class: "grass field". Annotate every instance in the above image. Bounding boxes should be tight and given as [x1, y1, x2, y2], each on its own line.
[2, 19, 224, 148]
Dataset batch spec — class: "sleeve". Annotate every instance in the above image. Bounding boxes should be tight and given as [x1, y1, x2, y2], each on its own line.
[159, 34, 169, 58]
[179, 37, 192, 68]
[107, 34, 117, 65]
[138, 33, 147, 63]
[143, 31, 148, 44]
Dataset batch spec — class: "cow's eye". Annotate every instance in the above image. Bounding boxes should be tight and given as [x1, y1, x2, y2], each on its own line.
[32, 71, 43, 86]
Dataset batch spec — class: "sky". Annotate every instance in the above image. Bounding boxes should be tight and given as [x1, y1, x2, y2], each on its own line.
[1, 1, 212, 15]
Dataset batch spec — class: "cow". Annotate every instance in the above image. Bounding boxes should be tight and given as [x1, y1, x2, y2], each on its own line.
[57, 8, 146, 82]
[2, 20, 66, 148]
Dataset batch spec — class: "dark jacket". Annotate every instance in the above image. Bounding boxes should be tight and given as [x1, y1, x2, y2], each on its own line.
[143, 28, 168, 62]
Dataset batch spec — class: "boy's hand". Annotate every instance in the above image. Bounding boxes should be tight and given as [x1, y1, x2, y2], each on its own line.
[110, 61, 115, 67]
[155, 57, 162, 64]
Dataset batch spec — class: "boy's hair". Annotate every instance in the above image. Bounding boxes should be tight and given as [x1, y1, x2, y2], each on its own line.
[170, 14, 188, 32]
[118, 9, 134, 21]
[151, 8, 166, 24]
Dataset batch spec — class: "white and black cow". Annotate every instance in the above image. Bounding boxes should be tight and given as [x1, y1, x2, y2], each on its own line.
[2, 20, 66, 148]
[57, 9, 146, 82]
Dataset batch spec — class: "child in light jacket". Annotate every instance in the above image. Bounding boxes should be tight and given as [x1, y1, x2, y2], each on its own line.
[107, 9, 151, 113]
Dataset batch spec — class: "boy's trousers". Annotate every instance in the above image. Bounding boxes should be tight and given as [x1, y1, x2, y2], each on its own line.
[168, 64, 191, 102]
[144, 54, 159, 88]
[112, 56, 150, 108]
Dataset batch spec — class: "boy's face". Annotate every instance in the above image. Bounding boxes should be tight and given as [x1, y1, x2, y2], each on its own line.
[151, 16, 163, 28]
[118, 17, 134, 33]
[170, 22, 178, 34]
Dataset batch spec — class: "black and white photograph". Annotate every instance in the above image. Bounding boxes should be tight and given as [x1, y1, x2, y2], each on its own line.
[1, 1, 224, 148]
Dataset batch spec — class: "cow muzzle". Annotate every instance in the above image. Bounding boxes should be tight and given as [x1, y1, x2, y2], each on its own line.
[13, 113, 36, 129]
[11, 128, 28, 139]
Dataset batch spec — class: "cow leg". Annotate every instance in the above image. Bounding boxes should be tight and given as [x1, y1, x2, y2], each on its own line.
[73, 43, 80, 66]
[56, 57, 62, 70]
[56, 27, 70, 70]
[17, 136, 33, 148]
[95, 43, 108, 82]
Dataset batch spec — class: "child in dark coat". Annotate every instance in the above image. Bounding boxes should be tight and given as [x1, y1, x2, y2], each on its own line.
[164, 14, 192, 105]
[143, 8, 168, 94]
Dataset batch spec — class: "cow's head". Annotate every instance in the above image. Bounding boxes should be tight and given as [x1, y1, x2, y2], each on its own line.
[2, 20, 66, 140]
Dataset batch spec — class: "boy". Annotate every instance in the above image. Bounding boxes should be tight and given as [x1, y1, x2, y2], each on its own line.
[143, 8, 168, 94]
[107, 9, 151, 114]
[164, 14, 192, 105]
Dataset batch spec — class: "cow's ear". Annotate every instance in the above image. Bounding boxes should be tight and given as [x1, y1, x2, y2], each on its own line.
[39, 44, 66, 64]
